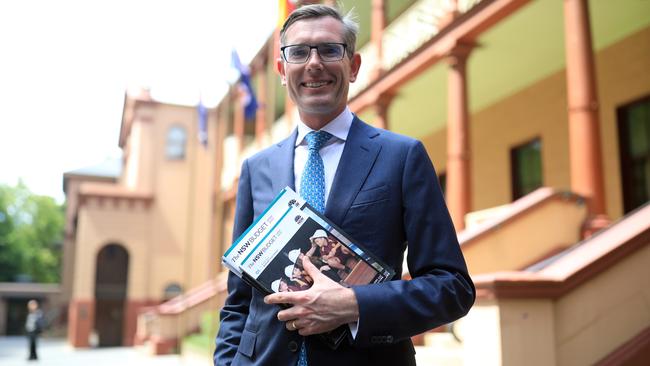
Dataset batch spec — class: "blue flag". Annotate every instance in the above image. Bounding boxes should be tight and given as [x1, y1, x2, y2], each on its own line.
[231, 49, 258, 120]
[197, 99, 208, 148]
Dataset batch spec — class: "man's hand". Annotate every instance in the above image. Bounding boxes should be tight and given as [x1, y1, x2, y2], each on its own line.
[264, 255, 359, 336]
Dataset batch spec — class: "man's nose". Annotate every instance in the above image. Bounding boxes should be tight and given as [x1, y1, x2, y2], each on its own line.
[306, 48, 323, 68]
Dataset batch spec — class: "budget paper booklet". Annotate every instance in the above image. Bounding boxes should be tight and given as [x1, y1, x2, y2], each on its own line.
[223, 187, 394, 292]
[222, 187, 395, 348]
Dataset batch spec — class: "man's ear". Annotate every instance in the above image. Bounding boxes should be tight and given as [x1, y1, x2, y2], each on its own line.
[349, 53, 362, 83]
[276, 57, 287, 86]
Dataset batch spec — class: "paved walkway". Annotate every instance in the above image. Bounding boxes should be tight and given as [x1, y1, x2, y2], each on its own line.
[0, 336, 209, 366]
[0, 336, 446, 365]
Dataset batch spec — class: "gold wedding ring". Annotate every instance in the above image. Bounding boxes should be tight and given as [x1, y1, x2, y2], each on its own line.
[290, 320, 297, 331]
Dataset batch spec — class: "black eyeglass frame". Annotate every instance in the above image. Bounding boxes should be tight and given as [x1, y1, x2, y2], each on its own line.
[280, 42, 348, 64]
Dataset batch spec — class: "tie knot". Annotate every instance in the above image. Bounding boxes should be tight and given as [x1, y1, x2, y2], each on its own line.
[305, 131, 332, 151]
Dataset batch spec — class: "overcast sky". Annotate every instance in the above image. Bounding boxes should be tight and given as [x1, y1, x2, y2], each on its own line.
[0, 0, 276, 202]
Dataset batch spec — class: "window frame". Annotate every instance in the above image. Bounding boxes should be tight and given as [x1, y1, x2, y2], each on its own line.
[510, 137, 543, 201]
[165, 124, 187, 160]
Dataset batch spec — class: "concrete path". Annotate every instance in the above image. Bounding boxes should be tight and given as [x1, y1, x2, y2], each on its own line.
[0, 336, 444, 365]
[0, 336, 210, 366]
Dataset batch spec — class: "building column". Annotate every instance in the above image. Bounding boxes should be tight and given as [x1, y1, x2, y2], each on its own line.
[445, 42, 473, 232]
[370, 0, 386, 81]
[255, 61, 267, 148]
[68, 298, 94, 347]
[211, 107, 228, 276]
[563, 0, 609, 235]
[285, 97, 295, 132]
[233, 89, 245, 154]
[373, 92, 394, 130]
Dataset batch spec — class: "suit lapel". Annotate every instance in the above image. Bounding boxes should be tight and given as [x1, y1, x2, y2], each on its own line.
[270, 128, 297, 195]
[325, 117, 381, 226]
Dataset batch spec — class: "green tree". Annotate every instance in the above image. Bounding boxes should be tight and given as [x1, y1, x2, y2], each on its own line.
[0, 181, 64, 283]
[0, 187, 20, 281]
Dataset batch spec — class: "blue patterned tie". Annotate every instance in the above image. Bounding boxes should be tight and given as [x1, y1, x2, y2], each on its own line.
[300, 131, 332, 214]
[297, 342, 309, 366]
[297, 130, 331, 366]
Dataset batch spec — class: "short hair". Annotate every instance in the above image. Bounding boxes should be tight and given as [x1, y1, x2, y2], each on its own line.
[279, 4, 359, 58]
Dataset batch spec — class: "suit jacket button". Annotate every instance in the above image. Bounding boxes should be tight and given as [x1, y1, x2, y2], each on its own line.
[288, 341, 299, 352]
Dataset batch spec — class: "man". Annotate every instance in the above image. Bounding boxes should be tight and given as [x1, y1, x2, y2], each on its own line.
[215, 4, 474, 366]
[25, 299, 44, 361]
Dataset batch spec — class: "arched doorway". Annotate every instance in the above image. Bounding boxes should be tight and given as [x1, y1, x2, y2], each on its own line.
[94, 244, 129, 347]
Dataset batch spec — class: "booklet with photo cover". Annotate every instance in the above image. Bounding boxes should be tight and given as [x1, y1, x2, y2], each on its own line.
[222, 187, 395, 349]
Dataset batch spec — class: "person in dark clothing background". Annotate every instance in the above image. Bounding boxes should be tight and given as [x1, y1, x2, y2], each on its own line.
[24, 299, 44, 361]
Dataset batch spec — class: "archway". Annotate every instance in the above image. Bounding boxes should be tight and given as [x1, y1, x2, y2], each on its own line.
[94, 243, 129, 347]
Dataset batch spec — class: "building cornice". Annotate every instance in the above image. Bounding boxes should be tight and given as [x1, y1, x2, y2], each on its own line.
[79, 187, 154, 210]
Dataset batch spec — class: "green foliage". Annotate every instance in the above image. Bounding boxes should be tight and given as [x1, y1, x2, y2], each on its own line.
[183, 333, 212, 353]
[182, 311, 220, 355]
[0, 181, 64, 283]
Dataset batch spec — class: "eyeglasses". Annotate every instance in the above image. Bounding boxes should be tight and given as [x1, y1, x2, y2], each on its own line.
[280, 43, 347, 64]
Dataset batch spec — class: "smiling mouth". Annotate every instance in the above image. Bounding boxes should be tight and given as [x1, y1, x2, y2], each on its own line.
[301, 81, 332, 88]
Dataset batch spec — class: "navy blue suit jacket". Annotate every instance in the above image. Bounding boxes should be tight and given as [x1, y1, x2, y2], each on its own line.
[214, 117, 475, 366]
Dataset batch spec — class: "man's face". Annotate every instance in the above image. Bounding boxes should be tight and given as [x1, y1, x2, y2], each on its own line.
[278, 16, 361, 128]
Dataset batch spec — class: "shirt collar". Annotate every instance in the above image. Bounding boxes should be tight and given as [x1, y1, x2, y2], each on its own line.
[295, 107, 354, 147]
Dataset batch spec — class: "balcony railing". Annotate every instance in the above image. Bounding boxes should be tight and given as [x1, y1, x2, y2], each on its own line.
[349, 0, 483, 98]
